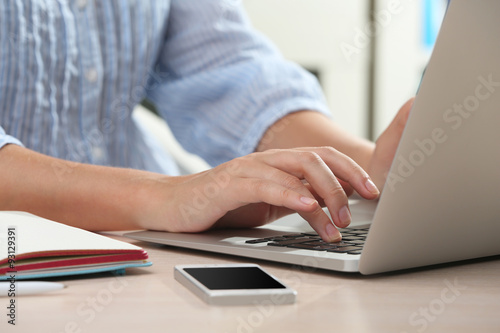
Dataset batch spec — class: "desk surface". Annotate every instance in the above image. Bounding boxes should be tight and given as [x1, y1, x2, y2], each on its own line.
[5, 233, 500, 333]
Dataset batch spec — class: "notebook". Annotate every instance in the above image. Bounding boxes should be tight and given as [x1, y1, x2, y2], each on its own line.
[125, 0, 500, 274]
[0, 211, 151, 280]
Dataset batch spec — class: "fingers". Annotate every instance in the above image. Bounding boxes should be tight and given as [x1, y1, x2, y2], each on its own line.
[293, 147, 380, 200]
[260, 150, 353, 230]
[369, 97, 415, 189]
[227, 163, 343, 241]
[393, 97, 414, 130]
[337, 179, 354, 197]
[199, 147, 378, 243]
[255, 148, 379, 229]
[231, 177, 319, 214]
[381, 98, 415, 143]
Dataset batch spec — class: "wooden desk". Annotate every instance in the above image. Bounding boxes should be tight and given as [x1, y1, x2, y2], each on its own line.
[5, 234, 500, 333]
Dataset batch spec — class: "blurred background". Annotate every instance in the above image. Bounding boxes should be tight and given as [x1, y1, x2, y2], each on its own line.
[137, 0, 448, 173]
[243, 0, 448, 140]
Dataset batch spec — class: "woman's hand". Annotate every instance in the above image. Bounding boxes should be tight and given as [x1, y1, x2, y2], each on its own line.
[139, 147, 380, 242]
[0, 99, 413, 242]
[368, 98, 414, 190]
[136, 98, 415, 242]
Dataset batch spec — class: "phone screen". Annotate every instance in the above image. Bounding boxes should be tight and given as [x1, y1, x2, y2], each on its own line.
[183, 266, 287, 290]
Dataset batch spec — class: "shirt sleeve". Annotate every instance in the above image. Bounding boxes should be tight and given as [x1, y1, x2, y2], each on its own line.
[146, 0, 331, 167]
[0, 126, 24, 150]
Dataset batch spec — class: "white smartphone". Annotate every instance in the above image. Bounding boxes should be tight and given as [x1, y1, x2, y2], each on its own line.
[174, 263, 297, 306]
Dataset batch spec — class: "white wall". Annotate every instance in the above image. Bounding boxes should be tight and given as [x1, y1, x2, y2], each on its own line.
[243, 0, 371, 138]
[373, 0, 446, 137]
[244, 0, 447, 140]
[140, 0, 448, 174]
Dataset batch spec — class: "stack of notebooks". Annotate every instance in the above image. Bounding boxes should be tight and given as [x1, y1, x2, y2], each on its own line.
[0, 211, 151, 280]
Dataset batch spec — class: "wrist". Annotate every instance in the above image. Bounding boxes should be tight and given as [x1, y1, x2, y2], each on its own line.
[132, 173, 188, 232]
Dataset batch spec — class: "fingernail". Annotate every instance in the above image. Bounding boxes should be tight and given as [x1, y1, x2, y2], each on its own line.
[326, 223, 341, 242]
[300, 196, 317, 206]
[365, 179, 380, 195]
[339, 205, 351, 226]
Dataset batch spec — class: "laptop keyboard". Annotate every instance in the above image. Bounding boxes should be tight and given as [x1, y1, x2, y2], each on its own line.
[244, 227, 369, 255]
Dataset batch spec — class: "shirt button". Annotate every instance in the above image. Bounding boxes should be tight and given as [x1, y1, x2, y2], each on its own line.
[77, 0, 87, 10]
[91, 147, 105, 161]
[85, 68, 98, 83]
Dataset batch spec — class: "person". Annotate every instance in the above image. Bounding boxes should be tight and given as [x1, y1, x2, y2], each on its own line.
[0, 1, 412, 243]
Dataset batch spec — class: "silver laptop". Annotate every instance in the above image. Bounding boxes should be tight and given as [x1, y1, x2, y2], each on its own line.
[126, 0, 500, 274]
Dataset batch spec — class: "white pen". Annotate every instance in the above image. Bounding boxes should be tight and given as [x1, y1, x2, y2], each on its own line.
[0, 281, 66, 296]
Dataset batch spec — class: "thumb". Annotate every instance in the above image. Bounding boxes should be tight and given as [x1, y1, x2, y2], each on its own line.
[384, 97, 414, 139]
[369, 97, 415, 190]
[376, 97, 414, 153]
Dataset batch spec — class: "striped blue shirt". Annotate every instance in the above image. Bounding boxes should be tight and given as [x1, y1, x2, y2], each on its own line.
[0, 0, 329, 175]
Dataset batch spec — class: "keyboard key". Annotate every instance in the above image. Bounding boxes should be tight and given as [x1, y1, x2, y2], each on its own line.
[301, 232, 319, 237]
[302, 241, 331, 247]
[245, 238, 270, 244]
[341, 236, 365, 241]
[338, 233, 357, 237]
[347, 250, 363, 255]
[245, 236, 290, 244]
[267, 237, 288, 242]
[287, 244, 322, 250]
[350, 226, 370, 230]
[348, 230, 368, 235]
[338, 229, 356, 233]
[348, 240, 365, 245]
[267, 237, 314, 246]
[331, 241, 357, 247]
[326, 246, 362, 253]
[288, 244, 335, 251]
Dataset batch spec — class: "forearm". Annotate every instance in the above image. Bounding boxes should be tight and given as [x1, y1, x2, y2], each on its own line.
[0, 144, 166, 231]
[257, 111, 375, 171]
[0, 140, 382, 242]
